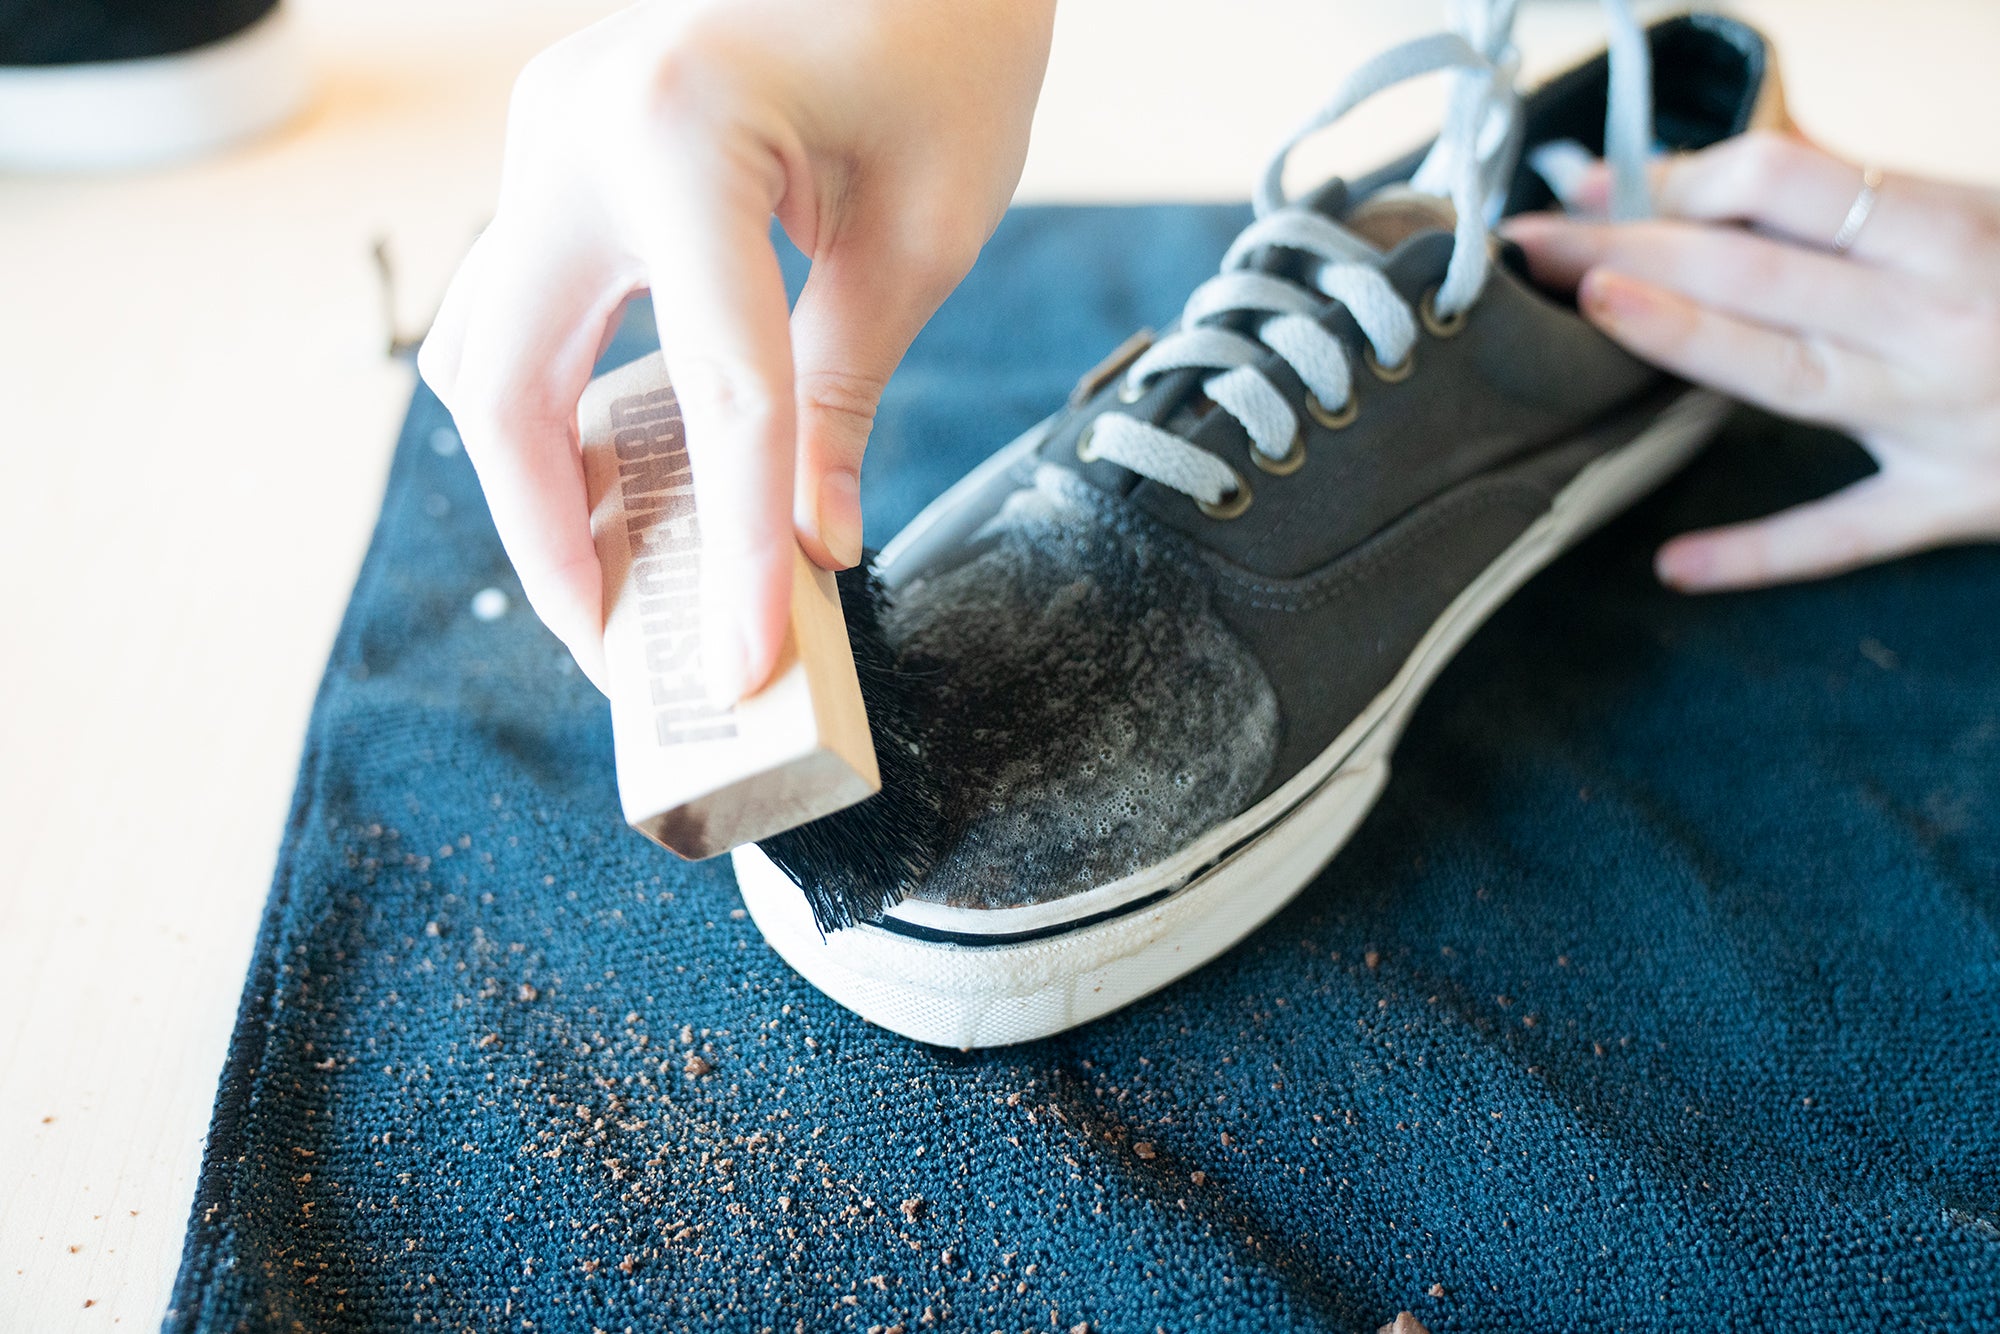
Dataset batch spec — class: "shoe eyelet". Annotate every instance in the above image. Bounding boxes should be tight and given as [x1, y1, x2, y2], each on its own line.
[1421, 287, 1469, 338]
[1305, 389, 1359, 430]
[1366, 344, 1415, 384]
[1116, 377, 1147, 404]
[1197, 475, 1253, 520]
[1075, 421, 1101, 463]
[1252, 429, 1306, 476]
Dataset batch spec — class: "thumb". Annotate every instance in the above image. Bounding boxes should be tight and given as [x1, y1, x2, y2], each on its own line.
[1654, 471, 1950, 593]
[787, 227, 975, 569]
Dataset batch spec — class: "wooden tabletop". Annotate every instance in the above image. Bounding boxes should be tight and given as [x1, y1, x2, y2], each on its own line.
[4, 0, 1995, 1327]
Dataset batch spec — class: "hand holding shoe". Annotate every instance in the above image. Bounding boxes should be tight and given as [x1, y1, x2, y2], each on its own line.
[1503, 130, 2000, 593]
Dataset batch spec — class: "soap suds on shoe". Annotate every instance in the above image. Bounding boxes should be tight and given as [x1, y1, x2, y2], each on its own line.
[888, 466, 1279, 909]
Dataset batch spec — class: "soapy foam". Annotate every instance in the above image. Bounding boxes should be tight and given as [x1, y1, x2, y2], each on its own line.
[888, 467, 1278, 910]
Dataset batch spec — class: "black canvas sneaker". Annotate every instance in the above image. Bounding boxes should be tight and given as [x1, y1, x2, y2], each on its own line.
[0, 0, 304, 171]
[735, 9, 1785, 1047]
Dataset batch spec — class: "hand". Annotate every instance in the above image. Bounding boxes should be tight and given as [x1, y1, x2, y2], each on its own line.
[419, 0, 1054, 698]
[1502, 130, 2000, 593]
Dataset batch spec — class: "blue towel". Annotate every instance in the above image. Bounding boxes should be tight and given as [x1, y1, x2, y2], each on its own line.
[167, 204, 2000, 1333]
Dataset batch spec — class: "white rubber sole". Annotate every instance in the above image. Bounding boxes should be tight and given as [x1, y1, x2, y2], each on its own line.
[0, 7, 307, 173]
[735, 389, 1732, 1048]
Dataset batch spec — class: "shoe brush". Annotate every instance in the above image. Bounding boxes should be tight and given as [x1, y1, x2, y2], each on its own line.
[579, 352, 945, 930]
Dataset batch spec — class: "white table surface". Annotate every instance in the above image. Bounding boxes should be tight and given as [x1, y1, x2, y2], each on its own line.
[4, 1, 1995, 1327]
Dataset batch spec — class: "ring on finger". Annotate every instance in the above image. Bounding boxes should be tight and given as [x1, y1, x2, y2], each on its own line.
[1830, 165, 1885, 255]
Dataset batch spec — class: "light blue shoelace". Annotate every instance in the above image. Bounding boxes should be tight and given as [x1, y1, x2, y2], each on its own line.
[1083, 0, 1654, 510]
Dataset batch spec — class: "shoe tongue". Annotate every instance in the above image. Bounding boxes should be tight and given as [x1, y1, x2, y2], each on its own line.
[1340, 186, 1459, 252]
[1252, 180, 1456, 283]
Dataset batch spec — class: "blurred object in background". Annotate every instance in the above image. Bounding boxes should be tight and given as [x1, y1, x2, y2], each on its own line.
[0, 0, 306, 171]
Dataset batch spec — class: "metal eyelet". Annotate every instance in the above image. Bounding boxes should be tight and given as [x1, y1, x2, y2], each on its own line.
[1252, 429, 1306, 476]
[1197, 475, 1253, 520]
[1305, 389, 1359, 430]
[1420, 287, 1469, 339]
[1075, 421, 1101, 463]
[1116, 377, 1146, 404]
[1366, 344, 1415, 384]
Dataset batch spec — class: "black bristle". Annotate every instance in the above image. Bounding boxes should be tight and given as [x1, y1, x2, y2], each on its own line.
[755, 558, 948, 933]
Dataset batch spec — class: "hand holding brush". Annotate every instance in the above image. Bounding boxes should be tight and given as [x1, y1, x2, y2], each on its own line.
[419, 0, 1056, 705]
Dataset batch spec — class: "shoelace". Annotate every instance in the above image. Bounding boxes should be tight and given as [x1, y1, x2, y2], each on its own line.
[1082, 0, 1653, 514]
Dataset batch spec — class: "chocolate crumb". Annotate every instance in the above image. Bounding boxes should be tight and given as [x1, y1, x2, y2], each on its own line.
[1190, 1171, 1208, 1186]
[1364, 951, 1382, 970]
[683, 1052, 714, 1079]
[1133, 1142, 1157, 1160]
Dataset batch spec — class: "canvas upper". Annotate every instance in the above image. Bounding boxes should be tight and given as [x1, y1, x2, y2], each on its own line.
[875, 15, 1775, 911]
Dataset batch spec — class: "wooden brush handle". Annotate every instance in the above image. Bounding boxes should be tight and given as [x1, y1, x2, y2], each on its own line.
[579, 352, 879, 859]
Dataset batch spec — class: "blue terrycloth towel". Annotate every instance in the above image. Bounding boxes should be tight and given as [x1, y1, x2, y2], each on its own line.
[167, 204, 2000, 1333]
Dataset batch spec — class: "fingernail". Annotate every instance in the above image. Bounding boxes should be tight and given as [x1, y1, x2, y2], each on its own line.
[1497, 213, 1561, 242]
[703, 616, 748, 711]
[817, 468, 864, 569]
[1654, 541, 1709, 591]
[1569, 162, 1613, 212]
[1579, 269, 1654, 326]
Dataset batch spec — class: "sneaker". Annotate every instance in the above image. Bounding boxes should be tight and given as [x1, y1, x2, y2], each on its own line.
[0, 0, 305, 171]
[734, 10, 1785, 1048]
